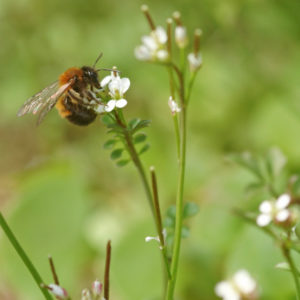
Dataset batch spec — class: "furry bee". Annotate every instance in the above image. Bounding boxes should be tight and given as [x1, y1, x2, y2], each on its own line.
[18, 53, 105, 126]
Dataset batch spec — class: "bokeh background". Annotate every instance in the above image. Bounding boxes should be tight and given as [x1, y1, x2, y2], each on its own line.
[0, 0, 300, 299]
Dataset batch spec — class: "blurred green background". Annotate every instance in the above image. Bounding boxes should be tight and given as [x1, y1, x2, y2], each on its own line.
[0, 0, 300, 299]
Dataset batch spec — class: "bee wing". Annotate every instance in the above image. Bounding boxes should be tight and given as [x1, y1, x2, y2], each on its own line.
[36, 81, 74, 125]
[17, 81, 60, 117]
[18, 79, 74, 125]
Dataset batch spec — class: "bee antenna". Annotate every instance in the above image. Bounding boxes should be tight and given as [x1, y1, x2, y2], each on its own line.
[93, 52, 103, 68]
[96, 68, 121, 74]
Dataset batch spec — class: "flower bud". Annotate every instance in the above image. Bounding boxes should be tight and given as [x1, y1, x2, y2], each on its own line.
[168, 96, 181, 115]
[188, 53, 202, 72]
[175, 26, 188, 48]
[81, 288, 92, 300]
[92, 279, 103, 297]
[47, 284, 69, 299]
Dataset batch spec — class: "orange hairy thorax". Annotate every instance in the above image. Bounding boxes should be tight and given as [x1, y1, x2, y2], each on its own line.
[59, 67, 83, 85]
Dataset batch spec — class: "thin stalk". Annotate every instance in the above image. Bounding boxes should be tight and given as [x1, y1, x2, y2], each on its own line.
[282, 246, 300, 300]
[0, 212, 52, 300]
[150, 167, 172, 279]
[172, 114, 180, 160]
[104, 240, 112, 300]
[166, 107, 187, 300]
[186, 72, 197, 105]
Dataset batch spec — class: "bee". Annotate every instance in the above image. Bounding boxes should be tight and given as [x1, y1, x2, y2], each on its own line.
[18, 53, 106, 126]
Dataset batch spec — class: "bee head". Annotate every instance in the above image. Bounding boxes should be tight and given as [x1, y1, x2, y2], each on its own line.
[81, 66, 101, 89]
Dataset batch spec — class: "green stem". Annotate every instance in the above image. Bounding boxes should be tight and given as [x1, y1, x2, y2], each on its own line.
[282, 245, 300, 300]
[173, 114, 180, 160]
[166, 107, 187, 300]
[186, 72, 197, 105]
[0, 212, 52, 300]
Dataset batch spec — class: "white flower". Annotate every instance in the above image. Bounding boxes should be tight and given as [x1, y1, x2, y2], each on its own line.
[215, 270, 257, 300]
[256, 194, 291, 227]
[168, 96, 181, 115]
[188, 52, 202, 72]
[47, 284, 69, 299]
[100, 71, 130, 112]
[135, 26, 169, 62]
[175, 26, 188, 48]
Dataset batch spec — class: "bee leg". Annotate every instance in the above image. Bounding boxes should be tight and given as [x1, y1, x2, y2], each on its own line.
[85, 90, 104, 105]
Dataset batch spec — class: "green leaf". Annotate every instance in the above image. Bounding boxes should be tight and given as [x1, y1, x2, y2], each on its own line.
[133, 133, 147, 144]
[132, 120, 151, 133]
[103, 139, 117, 150]
[166, 205, 176, 219]
[101, 114, 115, 125]
[116, 159, 130, 167]
[183, 202, 199, 219]
[139, 144, 150, 155]
[181, 226, 190, 238]
[128, 118, 141, 130]
[164, 216, 175, 228]
[110, 148, 123, 160]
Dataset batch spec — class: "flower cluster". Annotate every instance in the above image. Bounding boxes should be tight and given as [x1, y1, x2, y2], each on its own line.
[100, 70, 130, 112]
[135, 26, 169, 62]
[134, 5, 168, 62]
[215, 270, 258, 300]
[256, 194, 293, 227]
[93, 68, 130, 114]
[134, 5, 203, 74]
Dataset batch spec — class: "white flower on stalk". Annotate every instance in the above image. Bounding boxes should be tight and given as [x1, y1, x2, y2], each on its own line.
[175, 26, 188, 48]
[168, 96, 181, 115]
[46, 284, 69, 300]
[256, 194, 291, 227]
[135, 26, 169, 62]
[100, 71, 130, 112]
[215, 270, 258, 300]
[188, 52, 202, 72]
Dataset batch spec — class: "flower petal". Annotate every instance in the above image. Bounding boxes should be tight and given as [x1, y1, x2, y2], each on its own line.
[135, 45, 151, 61]
[276, 194, 291, 209]
[155, 26, 167, 44]
[233, 270, 256, 294]
[259, 201, 272, 213]
[142, 35, 158, 51]
[116, 99, 127, 108]
[156, 50, 169, 61]
[215, 281, 240, 300]
[256, 213, 272, 227]
[105, 100, 116, 112]
[188, 52, 202, 72]
[276, 209, 290, 222]
[119, 78, 130, 94]
[100, 75, 112, 87]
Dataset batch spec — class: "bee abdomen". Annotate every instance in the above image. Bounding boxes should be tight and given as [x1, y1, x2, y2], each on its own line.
[58, 96, 97, 126]
[67, 108, 97, 126]
[66, 103, 97, 126]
